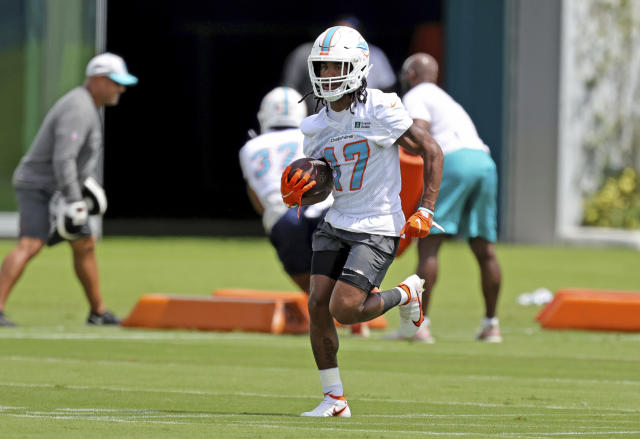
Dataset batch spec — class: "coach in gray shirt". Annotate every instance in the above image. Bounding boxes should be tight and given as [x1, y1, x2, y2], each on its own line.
[0, 53, 137, 327]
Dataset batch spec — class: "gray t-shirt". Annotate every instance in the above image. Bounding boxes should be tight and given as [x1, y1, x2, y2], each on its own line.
[13, 86, 102, 202]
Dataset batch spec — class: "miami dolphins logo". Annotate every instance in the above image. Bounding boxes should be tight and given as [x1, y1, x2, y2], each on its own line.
[356, 41, 369, 57]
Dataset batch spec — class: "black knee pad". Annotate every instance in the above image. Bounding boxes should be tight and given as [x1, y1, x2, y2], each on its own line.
[339, 268, 374, 293]
[311, 250, 349, 280]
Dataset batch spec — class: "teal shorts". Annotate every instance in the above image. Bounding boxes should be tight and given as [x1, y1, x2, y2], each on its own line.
[432, 149, 497, 242]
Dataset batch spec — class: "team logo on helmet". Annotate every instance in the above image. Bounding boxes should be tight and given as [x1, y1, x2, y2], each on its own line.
[356, 41, 369, 56]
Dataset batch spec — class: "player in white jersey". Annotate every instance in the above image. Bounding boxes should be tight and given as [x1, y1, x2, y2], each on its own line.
[279, 26, 444, 417]
[239, 87, 332, 293]
[395, 53, 502, 343]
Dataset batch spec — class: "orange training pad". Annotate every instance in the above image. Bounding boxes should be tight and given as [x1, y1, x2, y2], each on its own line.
[121, 294, 308, 334]
[213, 288, 388, 329]
[213, 289, 308, 320]
[536, 288, 640, 332]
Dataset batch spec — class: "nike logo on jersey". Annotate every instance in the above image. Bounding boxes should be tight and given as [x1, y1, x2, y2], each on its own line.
[391, 102, 397, 108]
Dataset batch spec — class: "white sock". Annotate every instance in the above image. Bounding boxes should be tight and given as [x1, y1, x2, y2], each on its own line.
[396, 286, 410, 304]
[421, 317, 431, 328]
[482, 316, 499, 328]
[319, 367, 344, 397]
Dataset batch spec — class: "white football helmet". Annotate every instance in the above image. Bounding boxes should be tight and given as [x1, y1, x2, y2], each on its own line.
[307, 26, 372, 102]
[257, 87, 307, 133]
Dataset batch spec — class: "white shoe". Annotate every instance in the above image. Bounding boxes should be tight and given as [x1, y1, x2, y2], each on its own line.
[413, 322, 435, 343]
[385, 321, 434, 343]
[397, 274, 425, 337]
[301, 393, 351, 417]
[475, 324, 503, 343]
[475, 317, 502, 343]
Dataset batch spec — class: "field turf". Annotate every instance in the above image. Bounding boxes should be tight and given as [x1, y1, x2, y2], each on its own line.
[0, 237, 638, 438]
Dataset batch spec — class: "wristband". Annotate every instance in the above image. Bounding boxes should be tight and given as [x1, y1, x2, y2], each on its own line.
[418, 207, 434, 216]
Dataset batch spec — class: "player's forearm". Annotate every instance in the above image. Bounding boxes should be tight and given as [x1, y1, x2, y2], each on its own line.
[53, 159, 83, 202]
[396, 122, 443, 210]
[52, 136, 85, 201]
[420, 136, 443, 210]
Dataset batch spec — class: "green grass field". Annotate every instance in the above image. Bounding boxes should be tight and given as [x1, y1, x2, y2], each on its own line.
[0, 237, 639, 438]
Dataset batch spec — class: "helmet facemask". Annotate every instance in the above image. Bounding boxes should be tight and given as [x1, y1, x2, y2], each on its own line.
[308, 59, 369, 102]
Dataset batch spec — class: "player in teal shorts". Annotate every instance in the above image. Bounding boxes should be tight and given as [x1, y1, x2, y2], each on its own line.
[435, 148, 498, 243]
[393, 52, 503, 343]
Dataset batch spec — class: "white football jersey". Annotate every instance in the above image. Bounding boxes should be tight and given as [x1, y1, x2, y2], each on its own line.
[402, 83, 489, 155]
[239, 128, 332, 233]
[301, 89, 413, 236]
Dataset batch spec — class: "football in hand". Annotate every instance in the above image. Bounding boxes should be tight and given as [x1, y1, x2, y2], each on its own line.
[287, 157, 333, 206]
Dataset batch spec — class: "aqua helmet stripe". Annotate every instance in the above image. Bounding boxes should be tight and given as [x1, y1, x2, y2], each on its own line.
[320, 26, 340, 55]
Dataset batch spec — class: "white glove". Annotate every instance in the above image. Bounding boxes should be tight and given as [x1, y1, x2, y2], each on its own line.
[64, 200, 89, 226]
[82, 177, 107, 215]
[54, 199, 89, 241]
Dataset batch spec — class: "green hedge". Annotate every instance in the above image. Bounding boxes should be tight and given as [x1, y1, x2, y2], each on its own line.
[582, 167, 640, 229]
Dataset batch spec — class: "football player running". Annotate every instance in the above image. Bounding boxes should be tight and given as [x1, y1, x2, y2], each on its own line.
[280, 26, 444, 417]
[239, 87, 332, 293]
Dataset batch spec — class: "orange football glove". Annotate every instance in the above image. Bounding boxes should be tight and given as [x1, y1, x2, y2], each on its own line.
[281, 165, 317, 210]
[401, 207, 437, 238]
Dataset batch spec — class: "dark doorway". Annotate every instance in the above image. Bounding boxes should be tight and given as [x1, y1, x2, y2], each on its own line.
[104, 1, 443, 233]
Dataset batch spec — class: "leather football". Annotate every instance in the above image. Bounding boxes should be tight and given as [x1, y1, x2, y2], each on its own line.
[287, 157, 333, 205]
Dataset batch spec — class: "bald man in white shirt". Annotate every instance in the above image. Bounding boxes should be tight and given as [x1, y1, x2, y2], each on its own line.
[396, 53, 503, 343]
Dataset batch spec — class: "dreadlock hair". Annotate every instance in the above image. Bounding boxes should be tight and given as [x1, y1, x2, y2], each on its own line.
[349, 77, 368, 113]
[299, 78, 369, 114]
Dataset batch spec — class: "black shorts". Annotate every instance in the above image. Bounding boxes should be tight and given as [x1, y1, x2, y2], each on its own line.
[269, 207, 327, 275]
[311, 220, 399, 293]
[16, 188, 91, 246]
